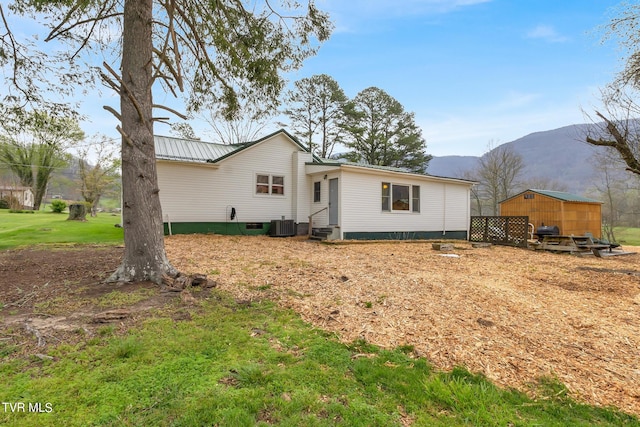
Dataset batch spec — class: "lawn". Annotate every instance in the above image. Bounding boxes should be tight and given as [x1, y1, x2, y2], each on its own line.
[0, 209, 123, 249]
[613, 227, 640, 246]
[1, 221, 639, 426]
[1, 285, 637, 427]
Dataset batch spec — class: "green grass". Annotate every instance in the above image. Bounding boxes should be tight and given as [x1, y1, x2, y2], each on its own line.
[0, 295, 637, 427]
[1, 213, 638, 425]
[97, 289, 156, 307]
[612, 227, 640, 246]
[0, 209, 123, 249]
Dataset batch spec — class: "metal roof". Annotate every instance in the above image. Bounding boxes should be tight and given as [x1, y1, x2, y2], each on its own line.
[315, 160, 416, 173]
[529, 189, 601, 203]
[505, 189, 601, 203]
[154, 129, 311, 164]
[153, 132, 471, 186]
[306, 160, 476, 184]
[154, 135, 242, 163]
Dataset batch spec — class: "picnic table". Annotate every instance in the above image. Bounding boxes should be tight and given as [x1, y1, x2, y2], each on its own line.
[531, 235, 636, 257]
[536, 235, 610, 255]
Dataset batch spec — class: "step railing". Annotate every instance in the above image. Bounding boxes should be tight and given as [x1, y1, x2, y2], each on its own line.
[308, 207, 328, 239]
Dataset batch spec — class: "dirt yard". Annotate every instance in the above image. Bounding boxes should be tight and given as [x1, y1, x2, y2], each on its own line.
[1, 236, 639, 415]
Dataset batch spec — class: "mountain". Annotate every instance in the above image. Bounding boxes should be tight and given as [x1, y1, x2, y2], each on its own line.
[427, 155, 479, 178]
[426, 123, 608, 195]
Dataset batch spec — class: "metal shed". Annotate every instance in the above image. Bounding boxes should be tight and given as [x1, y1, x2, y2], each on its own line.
[499, 189, 602, 238]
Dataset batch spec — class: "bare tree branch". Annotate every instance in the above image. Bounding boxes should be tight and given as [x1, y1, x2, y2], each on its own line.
[103, 105, 122, 121]
[152, 104, 187, 120]
[586, 111, 640, 175]
[102, 61, 146, 124]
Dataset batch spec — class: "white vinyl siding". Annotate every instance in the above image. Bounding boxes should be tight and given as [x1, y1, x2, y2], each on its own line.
[339, 169, 470, 235]
[158, 133, 312, 223]
[443, 184, 470, 231]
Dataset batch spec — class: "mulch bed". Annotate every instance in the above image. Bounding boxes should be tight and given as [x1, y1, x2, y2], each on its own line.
[166, 235, 640, 415]
[1, 236, 639, 415]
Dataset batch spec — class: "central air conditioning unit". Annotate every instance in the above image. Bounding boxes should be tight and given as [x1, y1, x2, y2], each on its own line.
[270, 219, 295, 237]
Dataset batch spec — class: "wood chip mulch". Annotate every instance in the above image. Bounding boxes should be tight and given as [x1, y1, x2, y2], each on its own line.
[166, 234, 640, 415]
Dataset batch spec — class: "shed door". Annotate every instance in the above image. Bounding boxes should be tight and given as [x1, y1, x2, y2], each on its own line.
[329, 178, 338, 225]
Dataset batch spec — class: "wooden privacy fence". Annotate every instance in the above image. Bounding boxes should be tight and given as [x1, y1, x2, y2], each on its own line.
[470, 216, 529, 248]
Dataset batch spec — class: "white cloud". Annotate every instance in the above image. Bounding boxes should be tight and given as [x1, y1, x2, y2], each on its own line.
[494, 91, 542, 110]
[526, 25, 569, 43]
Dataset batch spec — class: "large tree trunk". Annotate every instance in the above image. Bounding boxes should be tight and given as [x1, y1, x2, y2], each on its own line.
[91, 194, 100, 217]
[108, 0, 176, 284]
[32, 167, 51, 211]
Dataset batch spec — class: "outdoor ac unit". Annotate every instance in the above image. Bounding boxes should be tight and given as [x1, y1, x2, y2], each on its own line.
[270, 219, 295, 237]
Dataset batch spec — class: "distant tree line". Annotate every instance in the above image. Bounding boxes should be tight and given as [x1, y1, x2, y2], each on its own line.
[0, 108, 120, 214]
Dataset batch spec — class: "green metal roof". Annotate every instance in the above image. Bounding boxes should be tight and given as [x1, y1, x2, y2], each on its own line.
[313, 160, 418, 174]
[510, 189, 601, 203]
[306, 160, 476, 184]
[155, 129, 311, 164]
[154, 135, 241, 163]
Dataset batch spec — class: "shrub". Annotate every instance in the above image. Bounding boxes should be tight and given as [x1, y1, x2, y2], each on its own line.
[0, 196, 20, 209]
[50, 199, 67, 213]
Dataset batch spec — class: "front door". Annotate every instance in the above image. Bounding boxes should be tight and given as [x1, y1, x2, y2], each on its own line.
[329, 178, 338, 225]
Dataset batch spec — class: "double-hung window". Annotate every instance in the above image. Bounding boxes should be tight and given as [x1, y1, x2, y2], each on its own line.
[256, 174, 285, 196]
[382, 182, 420, 212]
[313, 181, 321, 203]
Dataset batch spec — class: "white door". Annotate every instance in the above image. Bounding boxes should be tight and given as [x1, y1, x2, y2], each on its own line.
[329, 178, 338, 225]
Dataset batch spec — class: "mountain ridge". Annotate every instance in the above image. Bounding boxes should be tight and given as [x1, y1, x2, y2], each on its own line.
[426, 123, 607, 195]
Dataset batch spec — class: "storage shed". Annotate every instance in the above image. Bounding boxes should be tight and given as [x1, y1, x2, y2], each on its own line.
[499, 189, 602, 238]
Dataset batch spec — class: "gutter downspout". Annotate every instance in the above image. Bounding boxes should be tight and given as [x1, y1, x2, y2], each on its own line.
[442, 185, 447, 236]
[165, 213, 172, 236]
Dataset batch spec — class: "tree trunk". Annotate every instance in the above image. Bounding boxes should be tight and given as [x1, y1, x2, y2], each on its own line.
[91, 194, 100, 217]
[107, 0, 176, 284]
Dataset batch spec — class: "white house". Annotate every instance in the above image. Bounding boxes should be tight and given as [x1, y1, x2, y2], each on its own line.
[155, 129, 474, 240]
[0, 186, 34, 209]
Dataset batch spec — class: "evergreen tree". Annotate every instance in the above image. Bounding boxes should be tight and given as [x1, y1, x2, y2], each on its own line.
[341, 87, 430, 173]
[282, 74, 347, 158]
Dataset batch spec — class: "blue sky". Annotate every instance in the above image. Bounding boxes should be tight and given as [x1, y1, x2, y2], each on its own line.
[3, 0, 626, 157]
[283, 0, 624, 156]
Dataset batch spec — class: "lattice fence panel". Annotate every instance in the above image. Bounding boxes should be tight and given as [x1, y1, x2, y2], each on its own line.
[470, 216, 529, 248]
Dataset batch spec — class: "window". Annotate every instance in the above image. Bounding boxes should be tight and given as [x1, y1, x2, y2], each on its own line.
[313, 181, 321, 203]
[382, 182, 420, 212]
[382, 183, 390, 211]
[392, 185, 410, 211]
[524, 194, 534, 199]
[256, 175, 270, 194]
[272, 176, 284, 195]
[256, 174, 285, 196]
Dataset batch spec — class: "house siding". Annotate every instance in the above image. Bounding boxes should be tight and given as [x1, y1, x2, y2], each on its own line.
[306, 172, 338, 228]
[157, 133, 310, 227]
[0, 187, 34, 209]
[155, 130, 474, 240]
[443, 183, 470, 235]
[339, 169, 470, 239]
